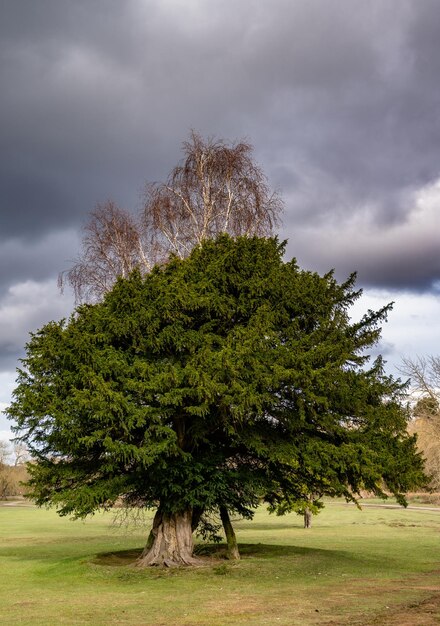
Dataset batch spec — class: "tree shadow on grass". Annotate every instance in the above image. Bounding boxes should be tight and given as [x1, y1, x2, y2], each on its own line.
[0, 539, 398, 575]
[233, 521, 305, 531]
[195, 542, 346, 561]
[92, 548, 143, 566]
[91, 542, 352, 567]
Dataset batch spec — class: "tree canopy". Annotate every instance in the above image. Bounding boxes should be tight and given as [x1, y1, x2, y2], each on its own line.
[7, 236, 425, 566]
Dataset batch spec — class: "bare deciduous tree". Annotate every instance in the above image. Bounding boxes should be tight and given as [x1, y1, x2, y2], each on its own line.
[60, 132, 282, 303]
[143, 131, 282, 259]
[59, 202, 154, 303]
[0, 441, 12, 500]
[401, 356, 440, 408]
[402, 356, 440, 490]
[0, 441, 11, 465]
[13, 442, 31, 466]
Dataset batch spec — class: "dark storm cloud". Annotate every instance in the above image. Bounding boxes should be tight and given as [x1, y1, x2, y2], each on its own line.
[0, 0, 182, 241]
[1, 0, 440, 378]
[0, 230, 79, 298]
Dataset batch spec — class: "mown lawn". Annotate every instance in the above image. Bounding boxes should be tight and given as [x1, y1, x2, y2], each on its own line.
[1, 501, 440, 625]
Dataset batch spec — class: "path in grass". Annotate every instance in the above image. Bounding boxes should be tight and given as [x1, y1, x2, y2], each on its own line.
[1, 502, 440, 625]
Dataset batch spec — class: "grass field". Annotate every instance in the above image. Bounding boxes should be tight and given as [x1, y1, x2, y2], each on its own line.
[1, 500, 440, 625]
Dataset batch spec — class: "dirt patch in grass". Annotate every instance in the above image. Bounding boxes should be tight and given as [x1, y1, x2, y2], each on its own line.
[320, 572, 440, 626]
[364, 592, 440, 625]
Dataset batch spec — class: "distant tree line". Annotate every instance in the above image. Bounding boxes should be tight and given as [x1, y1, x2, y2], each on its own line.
[402, 356, 440, 493]
[0, 441, 29, 499]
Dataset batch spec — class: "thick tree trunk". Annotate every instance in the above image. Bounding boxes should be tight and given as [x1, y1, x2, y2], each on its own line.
[219, 505, 240, 560]
[137, 508, 201, 567]
[304, 507, 312, 529]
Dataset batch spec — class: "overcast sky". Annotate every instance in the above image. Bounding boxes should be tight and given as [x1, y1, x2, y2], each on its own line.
[1, 0, 440, 439]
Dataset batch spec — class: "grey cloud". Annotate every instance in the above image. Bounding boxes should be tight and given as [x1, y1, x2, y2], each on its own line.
[334, 246, 440, 293]
[285, 179, 440, 292]
[1, 0, 440, 298]
[0, 230, 79, 297]
[0, 279, 74, 372]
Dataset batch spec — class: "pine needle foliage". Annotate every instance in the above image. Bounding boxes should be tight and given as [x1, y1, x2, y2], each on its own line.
[7, 236, 426, 521]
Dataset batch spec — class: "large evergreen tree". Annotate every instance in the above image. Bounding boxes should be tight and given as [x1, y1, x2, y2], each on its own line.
[7, 236, 425, 566]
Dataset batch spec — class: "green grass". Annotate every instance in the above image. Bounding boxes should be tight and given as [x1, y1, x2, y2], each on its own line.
[1, 502, 440, 625]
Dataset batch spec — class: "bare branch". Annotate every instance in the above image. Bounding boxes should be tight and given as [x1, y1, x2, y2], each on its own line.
[59, 201, 154, 303]
[60, 132, 283, 303]
[402, 355, 440, 488]
[401, 356, 440, 406]
[142, 130, 283, 260]
[0, 441, 12, 465]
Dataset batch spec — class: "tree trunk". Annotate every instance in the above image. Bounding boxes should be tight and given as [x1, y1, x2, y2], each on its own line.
[137, 508, 201, 567]
[191, 506, 204, 532]
[219, 505, 240, 560]
[304, 507, 312, 529]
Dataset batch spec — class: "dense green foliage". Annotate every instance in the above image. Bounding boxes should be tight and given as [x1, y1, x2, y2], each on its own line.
[7, 236, 425, 521]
